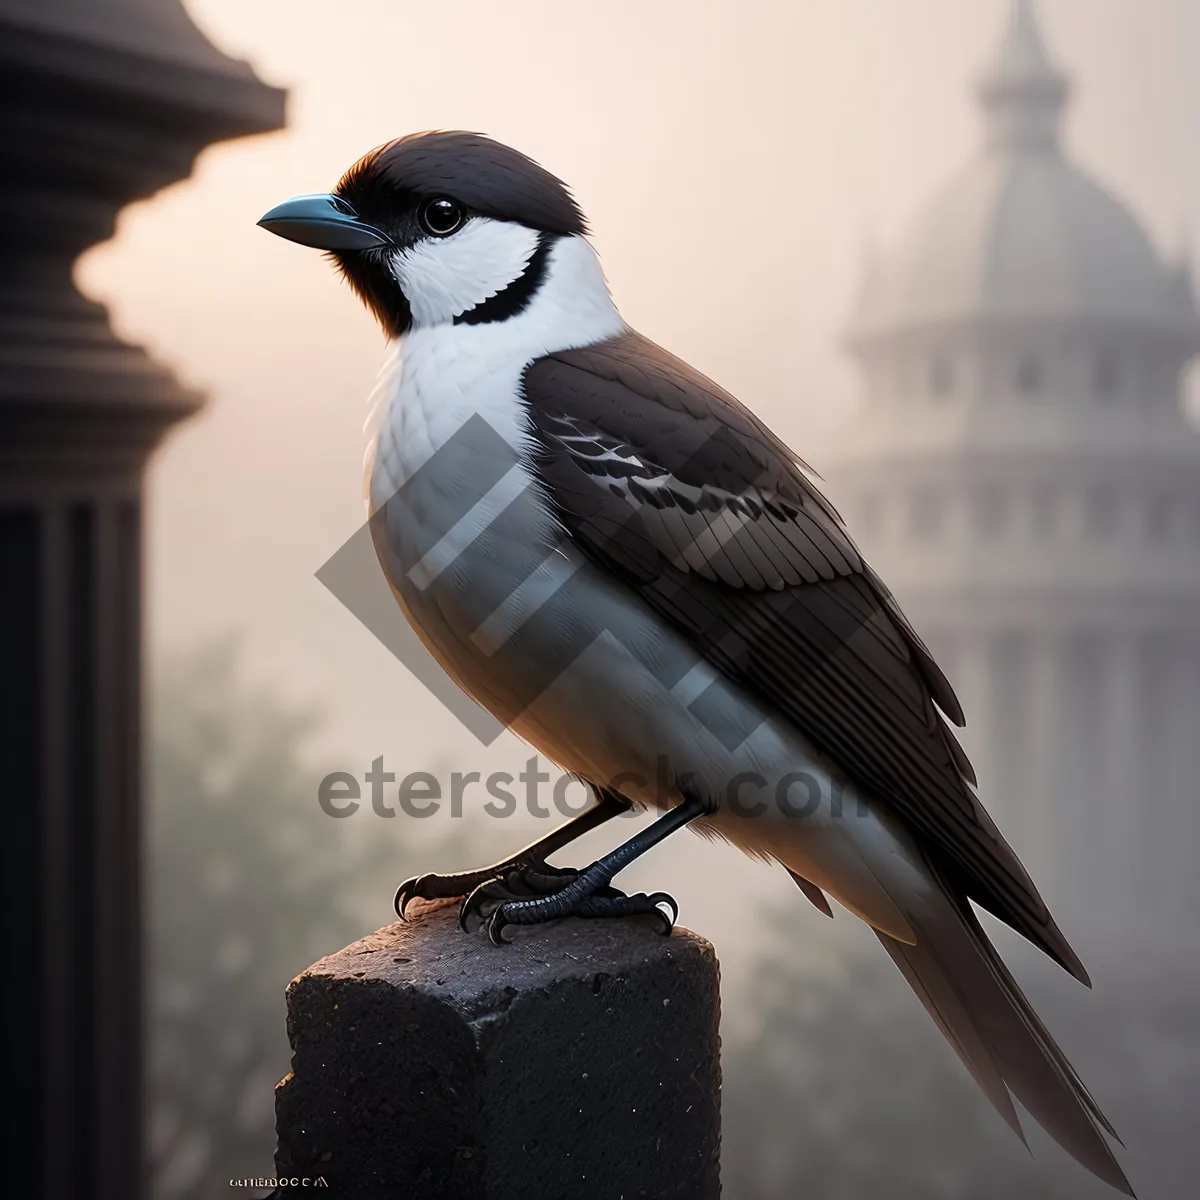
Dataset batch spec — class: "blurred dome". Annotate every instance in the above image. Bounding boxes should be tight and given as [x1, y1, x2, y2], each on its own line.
[849, 0, 1194, 340]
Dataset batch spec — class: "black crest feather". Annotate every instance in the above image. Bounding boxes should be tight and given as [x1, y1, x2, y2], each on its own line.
[337, 130, 587, 237]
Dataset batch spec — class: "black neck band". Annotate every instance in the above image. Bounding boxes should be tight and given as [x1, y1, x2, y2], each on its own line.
[454, 233, 556, 326]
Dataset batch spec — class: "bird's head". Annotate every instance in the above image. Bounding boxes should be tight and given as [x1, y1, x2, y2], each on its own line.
[258, 130, 587, 338]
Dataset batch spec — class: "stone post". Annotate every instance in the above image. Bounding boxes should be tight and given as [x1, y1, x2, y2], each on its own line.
[0, 4, 284, 1197]
[274, 908, 722, 1199]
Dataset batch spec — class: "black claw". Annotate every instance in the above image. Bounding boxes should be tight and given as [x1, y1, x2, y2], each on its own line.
[393, 877, 418, 920]
[395, 871, 462, 920]
[459, 876, 510, 933]
[487, 912, 512, 946]
[649, 891, 679, 931]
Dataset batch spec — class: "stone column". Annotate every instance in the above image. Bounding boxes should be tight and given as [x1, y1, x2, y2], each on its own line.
[955, 632, 996, 804]
[0, 5, 284, 1198]
[1106, 632, 1143, 930]
[990, 629, 1034, 861]
[1024, 630, 1061, 897]
[1167, 639, 1200, 923]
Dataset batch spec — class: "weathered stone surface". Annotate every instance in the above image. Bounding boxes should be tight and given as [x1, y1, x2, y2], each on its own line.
[274, 906, 721, 1199]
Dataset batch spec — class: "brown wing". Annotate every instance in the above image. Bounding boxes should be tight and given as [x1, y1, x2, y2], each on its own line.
[520, 329, 1086, 982]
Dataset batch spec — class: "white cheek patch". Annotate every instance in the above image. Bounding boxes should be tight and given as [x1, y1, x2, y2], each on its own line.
[392, 218, 540, 327]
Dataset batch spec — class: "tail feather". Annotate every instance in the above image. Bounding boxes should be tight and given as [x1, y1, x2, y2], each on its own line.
[961, 901, 1123, 1145]
[877, 921, 1024, 1143]
[874, 888, 1133, 1195]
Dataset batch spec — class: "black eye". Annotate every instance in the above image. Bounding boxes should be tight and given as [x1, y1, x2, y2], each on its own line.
[419, 197, 465, 237]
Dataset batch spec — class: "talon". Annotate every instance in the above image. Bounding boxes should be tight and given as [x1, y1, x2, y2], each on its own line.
[487, 905, 514, 945]
[649, 891, 679, 930]
[394, 876, 418, 920]
[459, 876, 508, 933]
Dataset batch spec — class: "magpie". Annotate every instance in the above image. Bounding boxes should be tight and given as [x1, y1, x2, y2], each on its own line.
[260, 131, 1132, 1193]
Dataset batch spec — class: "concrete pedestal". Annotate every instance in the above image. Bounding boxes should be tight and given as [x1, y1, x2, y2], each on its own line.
[274, 908, 721, 1199]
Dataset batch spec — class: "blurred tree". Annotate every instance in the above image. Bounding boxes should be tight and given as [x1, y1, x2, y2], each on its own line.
[146, 639, 463, 1199]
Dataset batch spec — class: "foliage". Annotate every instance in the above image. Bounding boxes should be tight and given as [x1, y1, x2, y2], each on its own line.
[147, 639, 447, 1199]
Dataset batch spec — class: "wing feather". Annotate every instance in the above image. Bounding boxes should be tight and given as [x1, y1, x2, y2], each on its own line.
[520, 329, 1085, 981]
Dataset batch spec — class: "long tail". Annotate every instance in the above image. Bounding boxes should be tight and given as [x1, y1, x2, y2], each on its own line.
[870, 878, 1133, 1195]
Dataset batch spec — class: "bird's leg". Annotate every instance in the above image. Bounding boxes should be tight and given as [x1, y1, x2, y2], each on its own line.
[462, 793, 708, 944]
[394, 788, 631, 919]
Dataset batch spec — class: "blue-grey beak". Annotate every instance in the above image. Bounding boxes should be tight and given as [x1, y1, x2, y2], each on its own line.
[257, 193, 391, 251]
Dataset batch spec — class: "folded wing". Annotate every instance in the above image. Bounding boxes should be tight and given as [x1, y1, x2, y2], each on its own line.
[520, 328, 1085, 983]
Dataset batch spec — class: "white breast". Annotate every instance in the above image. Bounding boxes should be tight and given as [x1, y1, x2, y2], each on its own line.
[366, 234, 625, 514]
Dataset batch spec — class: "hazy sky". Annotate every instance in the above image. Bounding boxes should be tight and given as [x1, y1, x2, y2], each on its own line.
[77, 0, 1200, 975]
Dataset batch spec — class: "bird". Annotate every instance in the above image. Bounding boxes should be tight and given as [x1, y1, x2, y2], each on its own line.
[259, 130, 1132, 1194]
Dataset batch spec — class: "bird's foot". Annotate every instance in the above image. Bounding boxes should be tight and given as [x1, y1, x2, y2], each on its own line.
[394, 858, 580, 920]
[460, 861, 679, 945]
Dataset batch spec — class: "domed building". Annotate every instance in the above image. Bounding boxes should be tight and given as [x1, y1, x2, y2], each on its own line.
[831, 0, 1200, 932]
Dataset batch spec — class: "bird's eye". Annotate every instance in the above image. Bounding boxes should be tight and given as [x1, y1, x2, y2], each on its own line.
[419, 197, 465, 237]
